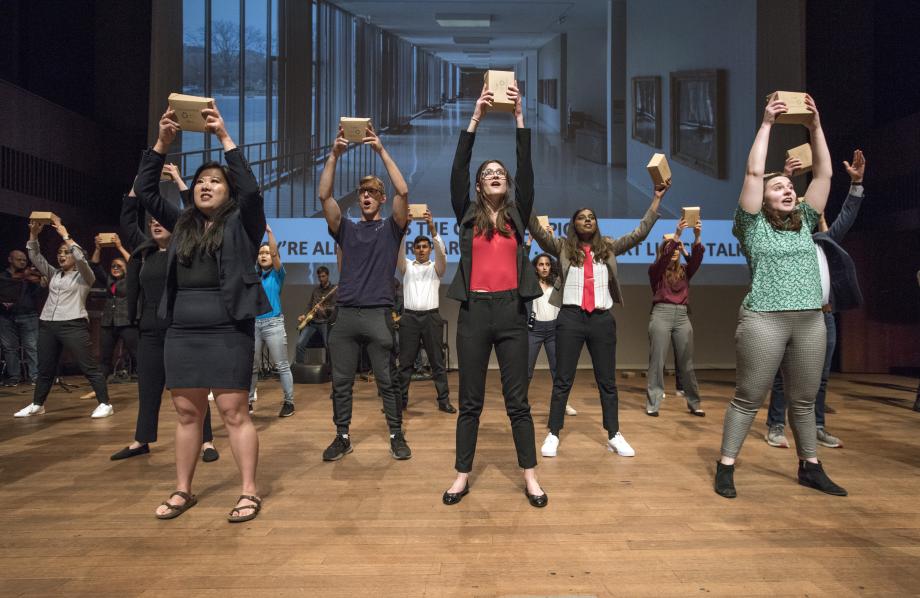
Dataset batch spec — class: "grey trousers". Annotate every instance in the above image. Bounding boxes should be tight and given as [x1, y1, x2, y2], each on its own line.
[721, 307, 825, 460]
[646, 303, 701, 412]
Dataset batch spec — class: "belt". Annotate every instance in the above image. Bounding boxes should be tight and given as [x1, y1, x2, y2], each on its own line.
[404, 308, 439, 315]
[470, 290, 518, 300]
[821, 303, 833, 313]
[562, 305, 609, 314]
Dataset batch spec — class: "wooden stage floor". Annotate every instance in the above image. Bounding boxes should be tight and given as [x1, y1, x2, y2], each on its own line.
[1, 370, 919, 597]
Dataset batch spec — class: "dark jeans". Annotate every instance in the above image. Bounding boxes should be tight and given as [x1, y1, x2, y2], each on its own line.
[767, 311, 835, 428]
[0, 313, 38, 383]
[399, 309, 450, 404]
[32, 319, 109, 406]
[136, 325, 213, 444]
[328, 307, 402, 435]
[527, 319, 557, 380]
[455, 291, 536, 473]
[99, 324, 139, 378]
[296, 321, 328, 362]
[548, 307, 619, 436]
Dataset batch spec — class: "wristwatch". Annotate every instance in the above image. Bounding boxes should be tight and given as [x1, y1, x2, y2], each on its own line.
[62, 235, 71, 241]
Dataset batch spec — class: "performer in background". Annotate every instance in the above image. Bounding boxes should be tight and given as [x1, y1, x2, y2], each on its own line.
[138, 102, 266, 522]
[646, 218, 705, 417]
[317, 124, 412, 462]
[249, 224, 296, 417]
[90, 234, 138, 382]
[764, 150, 866, 449]
[397, 209, 455, 414]
[530, 182, 665, 459]
[1, 249, 43, 387]
[716, 94, 846, 499]
[296, 266, 336, 362]
[14, 216, 112, 418]
[442, 81, 546, 508]
[111, 175, 219, 462]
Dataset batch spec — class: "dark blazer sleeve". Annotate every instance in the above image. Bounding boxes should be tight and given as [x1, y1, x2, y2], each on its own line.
[225, 148, 265, 245]
[826, 189, 864, 244]
[135, 149, 181, 231]
[450, 131, 475, 221]
[514, 128, 534, 224]
[120, 194, 148, 253]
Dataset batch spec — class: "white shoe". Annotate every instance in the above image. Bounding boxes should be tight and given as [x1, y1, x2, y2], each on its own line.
[675, 390, 685, 397]
[208, 391, 215, 401]
[91, 403, 114, 418]
[565, 404, 577, 416]
[541, 432, 560, 457]
[606, 432, 635, 457]
[14, 403, 45, 418]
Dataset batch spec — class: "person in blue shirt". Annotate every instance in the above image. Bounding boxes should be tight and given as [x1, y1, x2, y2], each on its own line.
[250, 223, 296, 417]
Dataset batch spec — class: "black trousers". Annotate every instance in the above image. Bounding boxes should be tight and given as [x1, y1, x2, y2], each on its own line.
[455, 291, 537, 473]
[99, 324, 139, 377]
[398, 309, 450, 404]
[135, 325, 213, 444]
[328, 307, 402, 435]
[33, 319, 109, 406]
[548, 306, 619, 435]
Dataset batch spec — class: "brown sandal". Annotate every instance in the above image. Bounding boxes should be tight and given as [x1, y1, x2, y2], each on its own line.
[228, 495, 262, 523]
[155, 491, 197, 520]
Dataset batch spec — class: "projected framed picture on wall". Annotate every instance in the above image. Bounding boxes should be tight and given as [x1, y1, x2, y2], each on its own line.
[670, 69, 726, 178]
[631, 76, 661, 148]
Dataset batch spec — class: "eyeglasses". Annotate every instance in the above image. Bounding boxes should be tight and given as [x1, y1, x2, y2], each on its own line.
[480, 169, 507, 180]
[358, 187, 383, 196]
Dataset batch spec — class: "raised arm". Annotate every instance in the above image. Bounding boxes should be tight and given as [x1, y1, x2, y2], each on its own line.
[686, 221, 704, 279]
[427, 211, 447, 277]
[26, 221, 55, 279]
[120, 185, 147, 252]
[739, 99, 787, 214]
[363, 126, 409, 230]
[397, 228, 408, 275]
[451, 85, 493, 220]
[137, 107, 183, 230]
[90, 235, 102, 264]
[610, 182, 667, 255]
[826, 149, 866, 243]
[318, 128, 347, 235]
[263, 223, 282, 271]
[50, 216, 95, 286]
[527, 213, 562, 257]
[508, 82, 534, 223]
[802, 95, 832, 213]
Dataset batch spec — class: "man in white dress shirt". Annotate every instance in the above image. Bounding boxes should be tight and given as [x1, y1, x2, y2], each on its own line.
[397, 210, 455, 413]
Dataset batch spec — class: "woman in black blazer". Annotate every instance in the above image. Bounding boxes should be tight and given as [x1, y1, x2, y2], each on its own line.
[441, 81, 546, 508]
[136, 103, 269, 522]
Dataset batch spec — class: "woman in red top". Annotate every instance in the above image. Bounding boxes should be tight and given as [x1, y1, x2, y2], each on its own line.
[646, 218, 705, 417]
[442, 81, 547, 508]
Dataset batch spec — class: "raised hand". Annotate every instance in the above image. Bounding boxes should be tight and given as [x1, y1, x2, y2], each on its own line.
[803, 93, 821, 131]
[763, 99, 788, 126]
[674, 218, 688, 237]
[784, 156, 803, 177]
[161, 163, 182, 183]
[363, 124, 383, 154]
[653, 179, 672, 200]
[474, 82, 495, 120]
[843, 149, 865, 183]
[201, 106, 228, 139]
[28, 220, 44, 240]
[51, 216, 70, 241]
[94, 234, 103, 249]
[424, 209, 435, 235]
[693, 220, 702, 241]
[332, 126, 348, 158]
[507, 80, 523, 121]
[155, 108, 180, 153]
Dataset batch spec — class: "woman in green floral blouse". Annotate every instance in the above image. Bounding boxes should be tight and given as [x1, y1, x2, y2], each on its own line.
[715, 94, 847, 499]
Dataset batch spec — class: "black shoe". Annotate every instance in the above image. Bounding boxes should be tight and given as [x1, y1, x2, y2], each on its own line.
[110, 444, 150, 461]
[202, 447, 220, 462]
[442, 483, 469, 505]
[913, 398, 920, 413]
[797, 460, 847, 496]
[322, 434, 352, 461]
[438, 400, 457, 414]
[390, 432, 412, 460]
[2, 379, 19, 387]
[646, 410, 659, 417]
[278, 402, 295, 418]
[714, 461, 737, 498]
[248, 401, 254, 415]
[524, 488, 548, 508]
[688, 407, 706, 417]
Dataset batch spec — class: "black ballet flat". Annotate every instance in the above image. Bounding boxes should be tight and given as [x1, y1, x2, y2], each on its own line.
[110, 444, 150, 461]
[202, 447, 220, 463]
[524, 488, 548, 508]
[442, 483, 469, 505]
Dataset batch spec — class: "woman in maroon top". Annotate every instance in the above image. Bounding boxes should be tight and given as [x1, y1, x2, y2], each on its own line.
[646, 218, 705, 416]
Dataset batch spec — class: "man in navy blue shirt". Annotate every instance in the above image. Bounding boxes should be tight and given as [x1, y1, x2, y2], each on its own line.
[318, 123, 411, 462]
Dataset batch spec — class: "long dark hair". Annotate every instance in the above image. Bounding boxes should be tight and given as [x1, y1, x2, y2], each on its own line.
[563, 207, 611, 267]
[472, 159, 514, 239]
[173, 161, 238, 265]
[532, 252, 559, 285]
[656, 241, 687, 286]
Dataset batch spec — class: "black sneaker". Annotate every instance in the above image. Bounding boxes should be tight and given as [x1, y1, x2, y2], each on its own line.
[278, 402, 295, 418]
[390, 431, 412, 460]
[322, 435, 352, 461]
[797, 460, 847, 496]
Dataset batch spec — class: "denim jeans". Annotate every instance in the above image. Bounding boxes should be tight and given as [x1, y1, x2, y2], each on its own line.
[295, 321, 328, 363]
[250, 315, 295, 404]
[0, 313, 39, 383]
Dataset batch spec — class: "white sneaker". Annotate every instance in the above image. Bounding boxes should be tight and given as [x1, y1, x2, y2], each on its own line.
[91, 403, 114, 418]
[676, 390, 686, 397]
[565, 404, 577, 416]
[606, 432, 635, 457]
[14, 403, 45, 418]
[541, 432, 560, 457]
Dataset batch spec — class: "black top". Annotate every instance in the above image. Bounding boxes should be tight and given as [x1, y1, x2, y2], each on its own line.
[332, 216, 405, 307]
[139, 250, 168, 309]
[812, 188, 865, 312]
[176, 251, 220, 289]
[0, 270, 43, 317]
[101, 276, 131, 327]
[134, 147, 270, 321]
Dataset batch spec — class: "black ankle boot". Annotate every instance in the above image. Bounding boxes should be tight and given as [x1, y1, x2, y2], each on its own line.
[714, 461, 736, 498]
[797, 460, 847, 496]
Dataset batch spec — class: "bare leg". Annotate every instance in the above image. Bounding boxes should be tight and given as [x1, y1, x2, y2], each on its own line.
[447, 472, 469, 493]
[155, 388, 208, 516]
[523, 467, 543, 496]
[214, 389, 260, 515]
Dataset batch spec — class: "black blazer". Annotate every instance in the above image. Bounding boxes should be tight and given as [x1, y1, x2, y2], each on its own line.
[812, 188, 864, 312]
[121, 192, 165, 325]
[446, 128, 542, 303]
[134, 147, 270, 321]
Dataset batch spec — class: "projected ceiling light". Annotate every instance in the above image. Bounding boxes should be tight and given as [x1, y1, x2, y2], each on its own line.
[453, 36, 492, 44]
[463, 50, 491, 55]
[436, 13, 492, 28]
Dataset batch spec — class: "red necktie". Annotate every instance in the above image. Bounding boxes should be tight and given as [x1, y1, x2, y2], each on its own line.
[581, 245, 595, 312]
